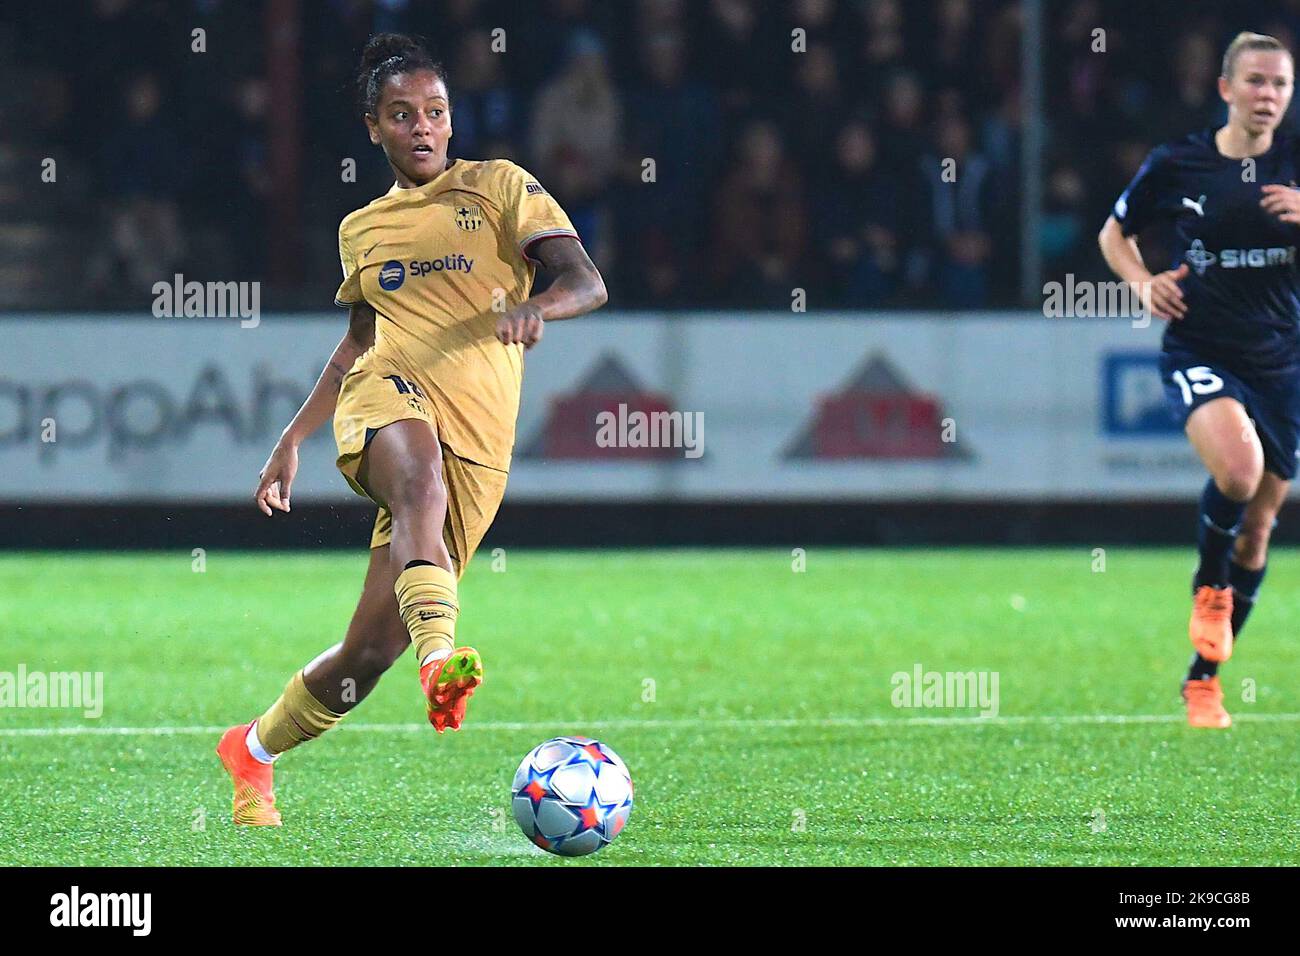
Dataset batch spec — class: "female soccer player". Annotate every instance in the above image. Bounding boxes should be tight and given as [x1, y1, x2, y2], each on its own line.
[1099, 32, 1300, 728]
[216, 33, 607, 824]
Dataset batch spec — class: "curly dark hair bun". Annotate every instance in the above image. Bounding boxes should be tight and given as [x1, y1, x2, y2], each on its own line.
[356, 33, 448, 115]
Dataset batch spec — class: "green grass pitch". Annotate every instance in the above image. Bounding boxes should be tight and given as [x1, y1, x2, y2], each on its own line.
[2, 549, 1298, 866]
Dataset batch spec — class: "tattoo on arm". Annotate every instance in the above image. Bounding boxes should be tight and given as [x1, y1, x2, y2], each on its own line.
[529, 236, 608, 317]
[347, 302, 377, 349]
[322, 303, 376, 393]
[327, 360, 350, 391]
[533, 235, 600, 281]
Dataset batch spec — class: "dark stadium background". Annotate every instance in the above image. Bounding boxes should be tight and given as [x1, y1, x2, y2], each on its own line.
[4, 0, 1300, 548]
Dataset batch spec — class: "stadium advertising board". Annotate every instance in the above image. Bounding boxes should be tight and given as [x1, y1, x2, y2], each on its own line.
[0, 313, 1211, 502]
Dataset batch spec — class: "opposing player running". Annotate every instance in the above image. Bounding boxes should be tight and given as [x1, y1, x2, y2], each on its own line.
[1099, 32, 1299, 728]
[217, 33, 607, 823]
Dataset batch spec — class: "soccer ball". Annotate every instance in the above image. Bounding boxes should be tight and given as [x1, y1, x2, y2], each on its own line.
[511, 736, 633, 856]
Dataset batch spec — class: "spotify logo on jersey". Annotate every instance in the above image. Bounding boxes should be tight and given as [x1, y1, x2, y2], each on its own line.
[378, 260, 405, 290]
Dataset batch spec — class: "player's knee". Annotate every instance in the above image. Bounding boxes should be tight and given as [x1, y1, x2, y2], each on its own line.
[1216, 463, 1262, 503]
[391, 461, 447, 513]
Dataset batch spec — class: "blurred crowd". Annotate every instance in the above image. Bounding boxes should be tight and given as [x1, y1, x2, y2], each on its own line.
[30, 1, 1300, 312]
[15, 0, 1300, 312]
[2, 0, 1030, 311]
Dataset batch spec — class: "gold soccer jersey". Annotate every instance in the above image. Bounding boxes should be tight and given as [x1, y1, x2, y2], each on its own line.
[333, 159, 577, 472]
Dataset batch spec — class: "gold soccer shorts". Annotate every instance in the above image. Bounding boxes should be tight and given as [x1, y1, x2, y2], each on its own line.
[333, 366, 509, 577]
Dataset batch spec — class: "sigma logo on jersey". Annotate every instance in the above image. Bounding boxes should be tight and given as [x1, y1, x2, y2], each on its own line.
[1184, 238, 1297, 276]
[378, 260, 406, 290]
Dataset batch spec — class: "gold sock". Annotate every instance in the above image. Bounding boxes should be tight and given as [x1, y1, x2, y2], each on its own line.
[254, 670, 346, 757]
[395, 563, 458, 664]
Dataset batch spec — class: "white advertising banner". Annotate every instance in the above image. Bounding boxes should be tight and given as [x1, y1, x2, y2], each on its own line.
[0, 312, 1224, 503]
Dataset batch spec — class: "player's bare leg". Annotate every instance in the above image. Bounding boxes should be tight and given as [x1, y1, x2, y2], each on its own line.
[301, 544, 411, 710]
[359, 419, 455, 573]
[359, 419, 483, 731]
[217, 546, 411, 824]
[1183, 398, 1263, 663]
[1186, 397, 1265, 504]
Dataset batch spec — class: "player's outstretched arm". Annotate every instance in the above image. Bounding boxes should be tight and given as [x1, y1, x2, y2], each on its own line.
[495, 236, 608, 349]
[255, 302, 377, 515]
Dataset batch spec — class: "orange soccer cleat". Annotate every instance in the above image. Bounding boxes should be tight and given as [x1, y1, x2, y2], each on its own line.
[1189, 585, 1234, 662]
[216, 722, 283, 826]
[420, 646, 484, 733]
[1183, 676, 1232, 729]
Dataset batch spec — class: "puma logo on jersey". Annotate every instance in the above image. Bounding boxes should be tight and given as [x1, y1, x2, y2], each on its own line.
[1181, 195, 1207, 216]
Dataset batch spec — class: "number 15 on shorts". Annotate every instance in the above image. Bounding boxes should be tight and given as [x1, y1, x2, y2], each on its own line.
[1172, 366, 1224, 406]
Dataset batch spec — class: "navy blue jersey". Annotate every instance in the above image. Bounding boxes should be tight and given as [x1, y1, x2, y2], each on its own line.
[1113, 128, 1300, 374]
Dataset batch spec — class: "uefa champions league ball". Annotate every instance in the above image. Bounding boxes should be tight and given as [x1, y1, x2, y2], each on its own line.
[511, 736, 633, 856]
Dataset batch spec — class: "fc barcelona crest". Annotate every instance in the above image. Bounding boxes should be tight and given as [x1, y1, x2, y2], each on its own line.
[455, 203, 484, 232]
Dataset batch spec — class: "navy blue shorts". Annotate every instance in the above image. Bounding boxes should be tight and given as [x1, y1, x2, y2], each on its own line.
[1160, 347, 1300, 480]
